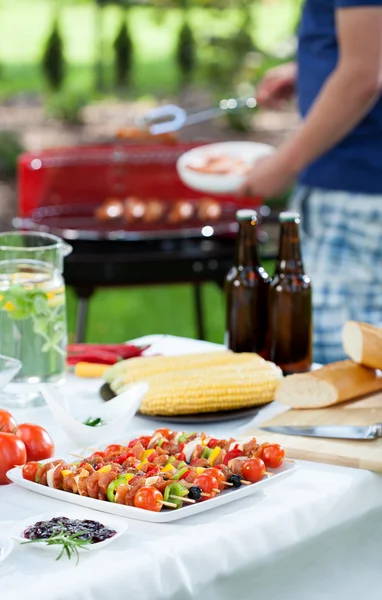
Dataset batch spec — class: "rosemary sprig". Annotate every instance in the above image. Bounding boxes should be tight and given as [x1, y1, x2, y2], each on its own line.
[21, 526, 92, 565]
[83, 417, 104, 427]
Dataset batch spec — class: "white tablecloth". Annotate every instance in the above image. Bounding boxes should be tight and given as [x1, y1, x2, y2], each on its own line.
[1, 336, 382, 600]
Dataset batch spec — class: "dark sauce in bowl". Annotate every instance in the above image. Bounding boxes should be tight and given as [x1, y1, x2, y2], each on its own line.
[23, 517, 117, 544]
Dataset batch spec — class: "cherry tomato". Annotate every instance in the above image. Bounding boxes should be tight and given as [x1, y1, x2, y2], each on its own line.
[0, 432, 27, 485]
[0, 409, 17, 434]
[203, 467, 226, 491]
[15, 424, 55, 462]
[89, 451, 105, 460]
[104, 444, 125, 454]
[22, 461, 40, 482]
[137, 436, 152, 448]
[241, 458, 266, 483]
[261, 444, 285, 469]
[193, 474, 219, 498]
[154, 429, 172, 439]
[134, 487, 163, 512]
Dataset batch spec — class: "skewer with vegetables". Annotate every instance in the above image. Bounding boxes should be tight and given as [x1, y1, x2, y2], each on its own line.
[20, 429, 287, 512]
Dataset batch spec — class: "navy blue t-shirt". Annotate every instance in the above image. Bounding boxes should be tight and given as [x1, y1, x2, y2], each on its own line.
[297, 0, 382, 194]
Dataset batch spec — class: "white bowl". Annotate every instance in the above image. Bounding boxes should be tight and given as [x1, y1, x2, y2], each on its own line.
[9, 509, 128, 559]
[176, 141, 275, 195]
[40, 382, 149, 447]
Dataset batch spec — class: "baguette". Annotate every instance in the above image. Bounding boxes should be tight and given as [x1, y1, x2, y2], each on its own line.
[275, 360, 382, 409]
[342, 321, 382, 370]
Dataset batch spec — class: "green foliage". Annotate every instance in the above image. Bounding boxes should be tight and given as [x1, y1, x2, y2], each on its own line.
[0, 131, 24, 179]
[176, 21, 196, 83]
[41, 20, 65, 91]
[45, 90, 89, 124]
[113, 15, 134, 87]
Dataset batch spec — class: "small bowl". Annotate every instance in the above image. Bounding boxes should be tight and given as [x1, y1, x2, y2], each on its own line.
[0, 354, 22, 390]
[9, 509, 128, 559]
[40, 382, 149, 447]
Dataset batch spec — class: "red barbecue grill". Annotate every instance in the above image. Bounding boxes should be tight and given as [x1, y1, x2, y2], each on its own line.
[16, 141, 267, 341]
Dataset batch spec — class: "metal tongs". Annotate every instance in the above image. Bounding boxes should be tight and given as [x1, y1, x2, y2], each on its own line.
[135, 96, 258, 136]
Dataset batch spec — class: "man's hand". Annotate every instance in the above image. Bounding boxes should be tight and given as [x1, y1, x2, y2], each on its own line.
[257, 62, 297, 109]
[238, 152, 297, 198]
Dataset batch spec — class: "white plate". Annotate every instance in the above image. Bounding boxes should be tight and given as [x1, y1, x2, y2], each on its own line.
[0, 533, 13, 564]
[9, 508, 128, 556]
[40, 382, 149, 448]
[7, 461, 297, 523]
[176, 141, 275, 195]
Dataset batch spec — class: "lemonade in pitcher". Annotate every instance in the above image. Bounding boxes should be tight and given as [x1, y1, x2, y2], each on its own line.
[0, 232, 71, 384]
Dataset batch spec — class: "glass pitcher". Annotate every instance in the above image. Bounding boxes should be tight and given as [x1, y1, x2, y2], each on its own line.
[0, 232, 72, 384]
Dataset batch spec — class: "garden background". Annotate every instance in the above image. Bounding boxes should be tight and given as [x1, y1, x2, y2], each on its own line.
[0, 0, 302, 343]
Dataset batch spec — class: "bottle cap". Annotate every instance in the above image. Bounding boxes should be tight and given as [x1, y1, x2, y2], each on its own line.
[279, 211, 300, 223]
[236, 209, 257, 222]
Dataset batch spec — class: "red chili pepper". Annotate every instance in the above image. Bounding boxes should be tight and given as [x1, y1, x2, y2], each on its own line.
[180, 469, 191, 480]
[177, 452, 186, 462]
[114, 452, 134, 465]
[67, 344, 148, 366]
[178, 443, 185, 451]
[223, 448, 244, 465]
[147, 452, 158, 463]
[207, 438, 218, 448]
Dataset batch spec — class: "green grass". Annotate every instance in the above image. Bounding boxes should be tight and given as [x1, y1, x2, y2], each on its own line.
[0, 0, 300, 98]
[66, 260, 275, 343]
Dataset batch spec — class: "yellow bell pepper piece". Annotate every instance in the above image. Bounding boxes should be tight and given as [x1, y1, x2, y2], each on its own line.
[142, 449, 155, 461]
[98, 465, 112, 474]
[208, 446, 221, 466]
[195, 467, 205, 475]
[125, 473, 135, 483]
[61, 470, 73, 477]
[161, 463, 175, 473]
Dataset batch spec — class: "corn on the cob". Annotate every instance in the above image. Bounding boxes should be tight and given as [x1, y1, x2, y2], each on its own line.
[120, 356, 283, 415]
[107, 350, 250, 393]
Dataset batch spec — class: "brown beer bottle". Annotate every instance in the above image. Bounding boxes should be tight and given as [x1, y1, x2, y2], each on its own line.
[225, 209, 270, 358]
[269, 211, 312, 374]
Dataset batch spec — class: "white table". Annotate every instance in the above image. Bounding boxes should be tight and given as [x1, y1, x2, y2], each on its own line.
[1, 336, 382, 600]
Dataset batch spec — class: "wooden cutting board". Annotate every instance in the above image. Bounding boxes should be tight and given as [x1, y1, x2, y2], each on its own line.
[244, 393, 382, 472]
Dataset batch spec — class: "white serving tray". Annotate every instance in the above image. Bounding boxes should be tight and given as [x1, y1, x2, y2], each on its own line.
[7, 461, 297, 523]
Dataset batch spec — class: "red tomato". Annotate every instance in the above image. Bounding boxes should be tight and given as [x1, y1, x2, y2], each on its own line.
[104, 444, 125, 454]
[0, 432, 27, 485]
[203, 468, 226, 491]
[134, 487, 163, 512]
[137, 436, 152, 448]
[262, 444, 285, 469]
[194, 474, 219, 498]
[15, 424, 55, 462]
[241, 458, 266, 483]
[0, 409, 17, 434]
[22, 461, 40, 482]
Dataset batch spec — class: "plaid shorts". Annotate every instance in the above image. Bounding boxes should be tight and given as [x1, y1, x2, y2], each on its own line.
[289, 186, 382, 365]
